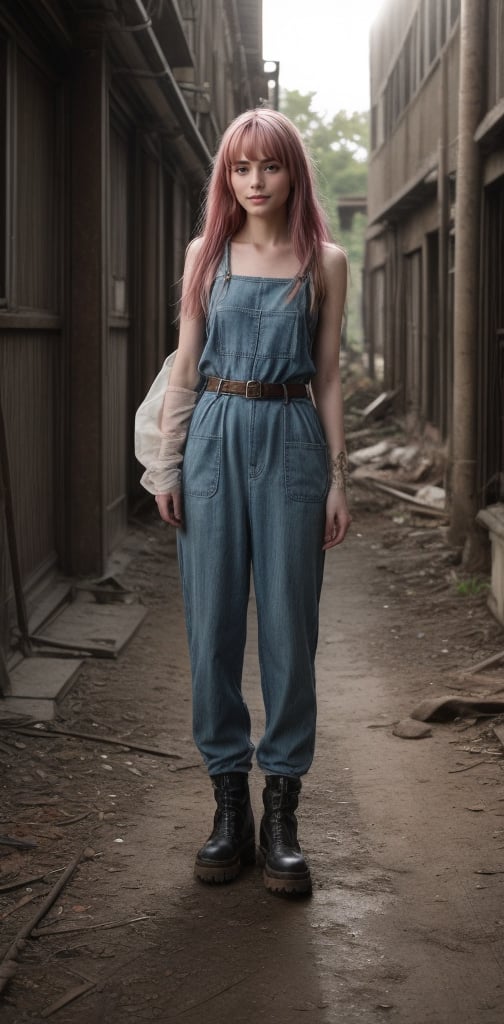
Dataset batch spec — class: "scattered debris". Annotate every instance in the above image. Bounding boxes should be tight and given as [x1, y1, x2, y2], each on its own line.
[387, 445, 422, 471]
[16, 795, 60, 807]
[493, 723, 504, 750]
[345, 407, 447, 520]
[346, 426, 380, 443]
[448, 760, 490, 773]
[415, 485, 446, 510]
[0, 835, 37, 850]
[0, 870, 64, 895]
[462, 649, 504, 675]
[41, 980, 96, 1018]
[1, 889, 49, 921]
[0, 723, 182, 760]
[0, 848, 89, 995]
[411, 696, 504, 722]
[392, 718, 432, 739]
[169, 973, 255, 1017]
[352, 477, 447, 518]
[56, 811, 93, 827]
[73, 576, 138, 606]
[360, 388, 400, 421]
[349, 440, 393, 466]
[32, 913, 150, 938]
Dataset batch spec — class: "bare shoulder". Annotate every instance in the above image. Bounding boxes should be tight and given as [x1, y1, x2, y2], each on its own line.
[321, 242, 348, 280]
[320, 243, 348, 311]
[185, 235, 204, 264]
[182, 237, 205, 291]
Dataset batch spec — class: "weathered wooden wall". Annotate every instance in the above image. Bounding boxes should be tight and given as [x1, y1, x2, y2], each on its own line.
[0, 0, 266, 658]
[0, 27, 65, 648]
[366, 0, 504, 515]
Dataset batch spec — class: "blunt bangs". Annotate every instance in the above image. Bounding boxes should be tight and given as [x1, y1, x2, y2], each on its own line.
[224, 117, 291, 172]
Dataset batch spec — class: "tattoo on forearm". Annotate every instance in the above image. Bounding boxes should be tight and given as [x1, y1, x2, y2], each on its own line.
[330, 450, 349, 490]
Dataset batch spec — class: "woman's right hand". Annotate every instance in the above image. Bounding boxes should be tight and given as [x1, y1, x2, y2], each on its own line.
[155, 491, 184, 527]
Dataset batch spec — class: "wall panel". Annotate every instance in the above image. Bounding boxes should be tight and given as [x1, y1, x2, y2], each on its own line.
[106, 121, 131, 554]
[104, 327, 128, 555]
[16, 50, 60, 312]
[0, 330, 61, 643]
[479, 179, 504, 504]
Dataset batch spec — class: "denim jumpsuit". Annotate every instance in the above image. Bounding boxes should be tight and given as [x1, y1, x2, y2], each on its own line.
[177, 241, 329, 778]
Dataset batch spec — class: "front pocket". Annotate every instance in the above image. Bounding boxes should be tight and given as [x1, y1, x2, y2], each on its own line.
[183, 434, 221, 497]
[215, 305, 261, 358]
[284, 442, 329, 503]
[215, 305, 299, 360]
[255, 309, 299, 359]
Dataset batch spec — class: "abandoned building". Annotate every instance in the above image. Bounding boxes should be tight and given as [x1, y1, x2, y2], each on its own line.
[365, 0, 504, 609]
[0, 0, 267, 698]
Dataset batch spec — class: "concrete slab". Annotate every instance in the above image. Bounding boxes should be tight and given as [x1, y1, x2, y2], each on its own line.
[0, 697, 57, 721]
[35, 602, 148, 658]
[8, 657, 83, 700]
[0, 657, 84, 721]
[0, 603, 146, 721]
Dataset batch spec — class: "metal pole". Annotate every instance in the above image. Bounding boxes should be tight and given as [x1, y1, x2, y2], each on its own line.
[449, 0, 486, 552]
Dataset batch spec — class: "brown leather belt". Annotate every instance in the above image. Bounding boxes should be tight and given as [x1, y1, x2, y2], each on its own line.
[205, 377, 310, 400]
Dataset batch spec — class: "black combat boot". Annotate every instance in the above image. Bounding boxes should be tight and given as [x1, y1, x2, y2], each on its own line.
[259, 775, 312, 896]
[194, 773, 256, 884]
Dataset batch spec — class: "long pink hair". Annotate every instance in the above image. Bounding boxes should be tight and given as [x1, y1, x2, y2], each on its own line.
[182, 108, 332, 317]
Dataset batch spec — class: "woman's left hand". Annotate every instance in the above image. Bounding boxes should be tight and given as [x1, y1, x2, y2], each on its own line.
[322, 485, 352, 550]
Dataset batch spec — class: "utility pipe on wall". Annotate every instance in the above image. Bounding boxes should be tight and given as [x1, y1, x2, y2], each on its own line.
[449, 0, 486, 553]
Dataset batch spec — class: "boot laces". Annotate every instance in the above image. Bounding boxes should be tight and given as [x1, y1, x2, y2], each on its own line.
[213, 791, 244, 839]
[269, 808, 297, 848]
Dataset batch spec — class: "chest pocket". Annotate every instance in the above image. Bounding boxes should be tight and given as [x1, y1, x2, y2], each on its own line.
[215, 305, 299, 361]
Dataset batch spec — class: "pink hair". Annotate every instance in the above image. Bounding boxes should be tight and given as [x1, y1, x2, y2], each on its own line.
[182, 108, 332, 317]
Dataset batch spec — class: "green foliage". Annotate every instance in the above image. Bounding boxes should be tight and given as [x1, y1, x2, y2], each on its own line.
[453, 576, 490, 597]
[280, 90, 369, 350]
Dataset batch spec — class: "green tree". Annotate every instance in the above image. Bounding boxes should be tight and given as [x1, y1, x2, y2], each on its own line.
[281, 90, 368, 352]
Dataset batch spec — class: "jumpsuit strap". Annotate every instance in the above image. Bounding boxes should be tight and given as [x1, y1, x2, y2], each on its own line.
[224, 238, 231, 281]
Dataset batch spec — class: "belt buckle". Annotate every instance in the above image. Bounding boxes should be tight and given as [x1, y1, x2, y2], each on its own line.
[245, 379, 262, 399]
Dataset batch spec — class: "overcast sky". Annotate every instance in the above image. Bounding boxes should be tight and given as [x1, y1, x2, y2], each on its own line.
[263, 0, 383, 117]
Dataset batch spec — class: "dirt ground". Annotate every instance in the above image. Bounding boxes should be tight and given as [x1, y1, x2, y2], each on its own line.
[2, 467, 504, 1022]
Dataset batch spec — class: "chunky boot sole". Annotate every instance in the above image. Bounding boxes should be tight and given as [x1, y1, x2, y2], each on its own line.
[194, 838, 256, 884]
[258, 847, 312, 896]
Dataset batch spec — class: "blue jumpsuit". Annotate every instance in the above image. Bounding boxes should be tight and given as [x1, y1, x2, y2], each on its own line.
[177, 241, 329, 778]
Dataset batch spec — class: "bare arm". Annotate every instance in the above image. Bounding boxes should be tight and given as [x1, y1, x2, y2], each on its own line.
[311, 244, 352, 549]
[155, 239, 206, 526]
[168, 238, 206, 389]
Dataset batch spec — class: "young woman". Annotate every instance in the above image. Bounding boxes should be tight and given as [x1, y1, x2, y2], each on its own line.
[146, 107, 351, 896]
